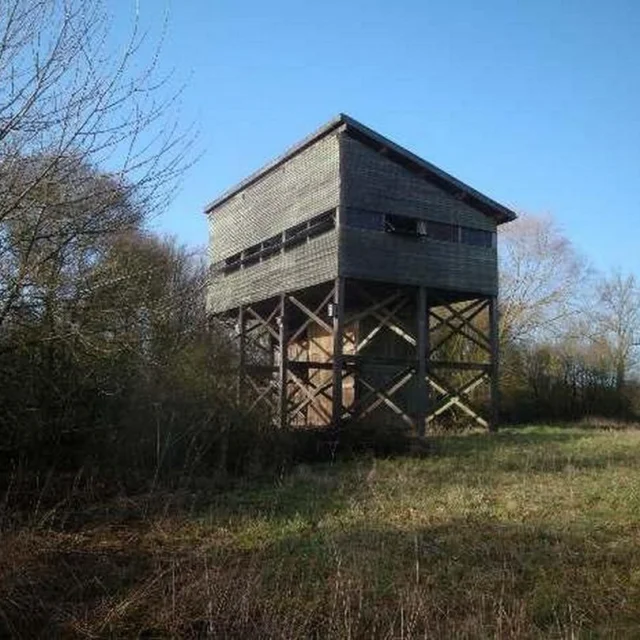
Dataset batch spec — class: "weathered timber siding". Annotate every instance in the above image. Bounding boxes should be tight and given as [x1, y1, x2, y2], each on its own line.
[208, 231, 339, 313]
[207, 131, 341, 312]
[209, 133, 340, 262]
[338, 133, 497, 295]
[207, 126, 502, 313]
[339, 228, 497, 295]
[341, 135, 496, 231]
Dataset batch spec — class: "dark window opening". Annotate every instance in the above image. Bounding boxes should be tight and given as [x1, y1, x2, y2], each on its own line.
[461, 227, 493, 248]
[243, 243, 261, 266]
[221, 208, 336, 274]
[426, 221, 458, 243]
[308, 210, 335, 238]
[385, 214, 420, 237]
[261, 234, 282, 258]
[286, 221, 307, 239]
[284, 209, 336, 249]
[345, 208, 385, 231]
[284, 221, 308, 249]
[223, 252, 242, 274]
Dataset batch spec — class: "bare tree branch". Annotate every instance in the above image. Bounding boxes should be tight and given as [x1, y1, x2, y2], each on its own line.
[0, 0, 194, 328]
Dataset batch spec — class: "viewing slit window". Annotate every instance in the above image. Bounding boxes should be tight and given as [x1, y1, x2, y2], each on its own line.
[345, 207, 496, 250]
[461, 227, 493, 248]
[284, 221, 309, 249]
[261, 234, 282, 258]
[426, 221, 458, 242]
[224, 252, 242, 273]
[308, 210, 335, 238]
[384, 214, 420, 237]
[345, 208, 384, 231]
[243, 243, 261, 267]
[220, 208, 336, 274]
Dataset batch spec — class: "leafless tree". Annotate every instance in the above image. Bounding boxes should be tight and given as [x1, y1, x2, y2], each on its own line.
[498, 213, 589, 345]
[590, 272, 640, 391]
[0, 0, 192, 330]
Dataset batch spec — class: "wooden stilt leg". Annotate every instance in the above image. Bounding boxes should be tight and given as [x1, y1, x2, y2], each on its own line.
[489, 295, 500, 431]
[416, 286, 428, 437]
[237, 305, 245, 405]
[278, 293, 288, 429]
[332, 277, 345, 426]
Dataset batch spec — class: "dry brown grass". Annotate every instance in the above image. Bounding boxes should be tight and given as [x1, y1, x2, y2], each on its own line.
[2, 426, 640, 638]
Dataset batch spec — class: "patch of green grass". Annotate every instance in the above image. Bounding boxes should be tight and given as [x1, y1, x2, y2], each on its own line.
[3, 426, 640, 637]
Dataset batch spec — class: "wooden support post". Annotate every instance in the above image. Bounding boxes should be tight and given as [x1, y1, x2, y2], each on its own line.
[489, 295, 500, 431]
[278, 293, 288, 429]
[416, 286, 428, 437]
[332, 277, 345, 425]
[237, 305, 245, 405]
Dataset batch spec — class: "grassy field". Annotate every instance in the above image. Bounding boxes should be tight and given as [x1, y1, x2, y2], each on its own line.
[2, 425, 640, 638]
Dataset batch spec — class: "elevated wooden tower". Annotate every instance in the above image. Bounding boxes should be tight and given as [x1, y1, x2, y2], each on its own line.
[206, 115, 516, 432]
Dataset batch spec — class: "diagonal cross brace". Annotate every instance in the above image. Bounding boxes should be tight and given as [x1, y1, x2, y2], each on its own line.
[430, 299, 490, 354]
[358, 371, 416, 427]
[288, 288, 336, 344]
[427, 371, 489, 428]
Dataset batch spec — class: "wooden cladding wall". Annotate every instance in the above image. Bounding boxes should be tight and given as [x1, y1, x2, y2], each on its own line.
[340, 134, 497, 233]
[339, 228, 497, 295]
[208, 231, 339, 313]
[209, 132, 341, 263]
[207, 126, 501, 312]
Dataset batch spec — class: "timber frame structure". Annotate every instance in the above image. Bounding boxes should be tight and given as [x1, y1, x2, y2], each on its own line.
[206, 114, 515, 432]
[220, 279, 499, 431]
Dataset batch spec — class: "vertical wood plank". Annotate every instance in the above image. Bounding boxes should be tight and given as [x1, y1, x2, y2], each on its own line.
[237, 305, 245, 405]
[489, 295, 500, 431]
[332, 277, 345, 425]
[416, 286, 428, 436]
[278, 294, 289, 429]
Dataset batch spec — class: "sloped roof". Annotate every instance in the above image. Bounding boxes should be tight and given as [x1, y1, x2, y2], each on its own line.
[204, 114, 517, 224]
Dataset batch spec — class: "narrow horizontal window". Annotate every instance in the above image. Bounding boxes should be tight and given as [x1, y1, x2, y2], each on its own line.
[261, 234, 282, 258]
[221, 208, 336, 271]
[345, 208, 384, 231]
[461, 227, 493, 248]
[285, 221, 307, 239]
[307, 210, 335, 238]
[385, 214, 420, 237]
[225, 251, 242, 265]
[426, 221, 458, 243]
[223, 252, 242, 273]
[284, 221, 308, 249]
[243, 243, 261, 266]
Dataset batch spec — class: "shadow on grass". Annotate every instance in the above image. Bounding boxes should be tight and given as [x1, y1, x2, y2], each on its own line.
[0, 534, 156, 638]
[5, 425, 640, 542]
[3, 516, 640, 638]
[13, 427, 639, 534]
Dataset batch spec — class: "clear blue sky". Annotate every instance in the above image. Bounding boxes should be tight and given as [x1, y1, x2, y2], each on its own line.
[123, 0, 640, 275]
